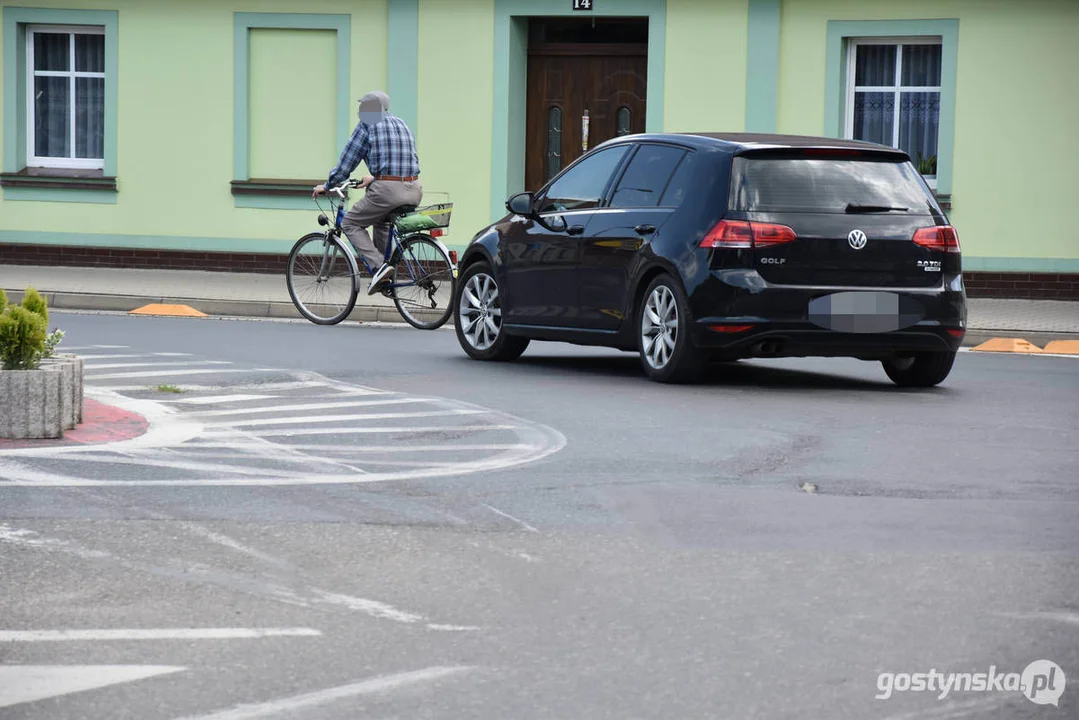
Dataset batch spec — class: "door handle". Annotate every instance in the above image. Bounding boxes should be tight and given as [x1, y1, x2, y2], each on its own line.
[567, 225, 585, 236]
[634, 224, 656, 235]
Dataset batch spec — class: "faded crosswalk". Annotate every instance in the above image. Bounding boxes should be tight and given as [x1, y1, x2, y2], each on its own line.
[0, 345, 566, 486]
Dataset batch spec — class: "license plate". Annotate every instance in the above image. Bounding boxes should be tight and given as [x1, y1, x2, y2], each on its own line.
[808, 292, 924, 334]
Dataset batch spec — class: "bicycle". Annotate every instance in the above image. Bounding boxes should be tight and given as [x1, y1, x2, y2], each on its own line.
[285, 178, 457, 330]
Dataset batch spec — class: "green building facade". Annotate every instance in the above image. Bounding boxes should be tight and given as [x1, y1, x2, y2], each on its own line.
[2, 0, 1077, 296]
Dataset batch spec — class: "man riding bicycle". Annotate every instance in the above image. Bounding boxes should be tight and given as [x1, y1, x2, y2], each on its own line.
[313, 91, 422, 295]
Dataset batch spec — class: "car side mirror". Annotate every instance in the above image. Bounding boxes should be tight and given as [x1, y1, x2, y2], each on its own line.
[506, 191, 535, 217]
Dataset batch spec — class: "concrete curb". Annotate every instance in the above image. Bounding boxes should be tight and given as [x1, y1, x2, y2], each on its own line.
[6, 289, 442, 326]
[9, 288, 1079, 345]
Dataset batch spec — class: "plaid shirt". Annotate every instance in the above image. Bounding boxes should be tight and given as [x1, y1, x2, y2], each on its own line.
[326, 114, 420, 188]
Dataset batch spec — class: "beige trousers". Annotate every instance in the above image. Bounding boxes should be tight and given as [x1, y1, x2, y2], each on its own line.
[341, 179, 423, 270]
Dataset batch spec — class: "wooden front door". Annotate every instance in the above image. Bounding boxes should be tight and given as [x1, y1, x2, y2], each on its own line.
[525, 45, 647, 192]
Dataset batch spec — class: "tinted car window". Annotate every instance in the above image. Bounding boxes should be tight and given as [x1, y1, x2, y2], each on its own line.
[659, 152, 693, 207]
[730, 156, 934, 214]
[609, 145, 687, 208]
[538, 146, 629, 214]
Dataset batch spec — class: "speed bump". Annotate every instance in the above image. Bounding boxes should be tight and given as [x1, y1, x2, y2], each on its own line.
[1043, 340, 1079, 355]
[128, 303, 208, 317]
[970, 338, 1044, 353]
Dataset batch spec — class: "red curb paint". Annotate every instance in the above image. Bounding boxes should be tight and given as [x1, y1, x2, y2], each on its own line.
[0, 398, 148, 450]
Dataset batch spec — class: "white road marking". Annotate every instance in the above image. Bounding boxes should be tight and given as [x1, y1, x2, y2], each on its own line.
[202, 409, 486, 429]
[0, 665, 185, 709]
[425, 624, 481, 632]
[213, 424, 520, 438]
[996, 610, 1079, 626]
[0, 628, 321, 641]
[169, 394, 280, 405]
[876, 694, 1014, 720]
[60, 344, 129, 350]
[85, 360, 232, 371]
[309, 590, 424, 624]
[190, 397, 431, 417]
[174, 666, 475, 720]
[79, 353, 194, 360]
[87, 368, 275, 380]
[0, 524, 470, 629]
[483, 503, 540, 533]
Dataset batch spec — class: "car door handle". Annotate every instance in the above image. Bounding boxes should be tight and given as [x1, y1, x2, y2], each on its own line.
[634, 224, 656, 235]
[567, 225, 585, 236]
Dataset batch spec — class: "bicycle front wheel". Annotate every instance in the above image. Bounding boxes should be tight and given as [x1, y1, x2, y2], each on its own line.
[286, 232, 359, 325]
[391, 234, 456, 330]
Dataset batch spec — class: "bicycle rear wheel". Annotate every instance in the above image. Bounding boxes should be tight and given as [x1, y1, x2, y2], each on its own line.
[390, 234, 456, 330]
[286, 232, 359, 325]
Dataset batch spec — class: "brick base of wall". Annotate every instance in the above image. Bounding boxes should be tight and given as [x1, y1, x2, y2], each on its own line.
[0, 243, 288, 274]
[1, 243, 1077, 299]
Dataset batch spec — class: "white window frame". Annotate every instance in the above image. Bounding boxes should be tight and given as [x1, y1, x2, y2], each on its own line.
[844, 36, 941, 189]
[25, 23, 106, 170]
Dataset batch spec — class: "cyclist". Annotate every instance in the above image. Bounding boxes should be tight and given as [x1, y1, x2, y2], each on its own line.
[313, 91, 422, 295]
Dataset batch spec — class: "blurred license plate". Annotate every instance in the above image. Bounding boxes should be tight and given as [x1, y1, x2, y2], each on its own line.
[808, 292, 924, 334]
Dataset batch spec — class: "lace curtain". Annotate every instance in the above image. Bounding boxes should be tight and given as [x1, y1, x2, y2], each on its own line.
[852, 43, 941, 172]
[32, 31, 104, 161]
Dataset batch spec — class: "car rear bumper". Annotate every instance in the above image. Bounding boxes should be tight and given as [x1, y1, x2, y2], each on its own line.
[689, 269, 967, 358]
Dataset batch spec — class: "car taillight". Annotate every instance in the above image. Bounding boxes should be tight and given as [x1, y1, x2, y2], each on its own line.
[913, 225, 960, 253]
[700, 220, 797, 249]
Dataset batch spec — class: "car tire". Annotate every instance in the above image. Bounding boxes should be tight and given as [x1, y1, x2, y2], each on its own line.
[637, 274, 705, 384]
[882, 350, 957, 387]
[454, 261, 530, 361]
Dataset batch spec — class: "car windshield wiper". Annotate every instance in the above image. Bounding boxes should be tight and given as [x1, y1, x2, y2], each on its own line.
[845, 203, 909, 213]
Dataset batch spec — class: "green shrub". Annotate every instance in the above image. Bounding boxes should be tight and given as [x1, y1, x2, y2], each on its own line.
[21, 287, 48, 327]
[43, 328, 66, 358]
[0, 289, 8, 313]
[0, 306, 47, 370]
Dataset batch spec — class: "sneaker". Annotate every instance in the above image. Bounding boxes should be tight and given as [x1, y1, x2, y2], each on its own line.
[367, 263, 395, 295]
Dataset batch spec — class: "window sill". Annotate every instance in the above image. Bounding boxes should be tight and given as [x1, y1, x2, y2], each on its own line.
[934, 192, 952, 210]
[0, 168, 117, 192]
[231, 178, 323, 210]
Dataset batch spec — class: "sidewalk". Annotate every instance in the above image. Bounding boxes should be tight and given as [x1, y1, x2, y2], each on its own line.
[2, 265, 1077, 346]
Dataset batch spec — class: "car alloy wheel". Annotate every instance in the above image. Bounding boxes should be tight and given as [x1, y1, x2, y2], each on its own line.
[459, 271, 501, 351]
[641, 285, 679, 370]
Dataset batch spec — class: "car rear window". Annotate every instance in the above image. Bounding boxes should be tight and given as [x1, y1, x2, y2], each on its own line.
[729, 155, 934, 214]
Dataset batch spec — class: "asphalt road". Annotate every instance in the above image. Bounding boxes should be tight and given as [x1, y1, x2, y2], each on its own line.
[1, 311, 1077, 720]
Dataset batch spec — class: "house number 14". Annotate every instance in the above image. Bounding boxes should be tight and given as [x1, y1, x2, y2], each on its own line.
[572, 0, 593, 9]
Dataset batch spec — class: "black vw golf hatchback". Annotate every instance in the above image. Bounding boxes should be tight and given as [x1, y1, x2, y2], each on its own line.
[453, 133, 966, 385]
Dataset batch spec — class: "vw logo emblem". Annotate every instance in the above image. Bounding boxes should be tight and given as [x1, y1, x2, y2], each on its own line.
[848, 229, 868, 250]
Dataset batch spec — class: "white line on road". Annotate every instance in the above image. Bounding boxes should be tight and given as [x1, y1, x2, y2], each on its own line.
[202, 424, 520, 438]
[876, 694, 1014, 720]
[87, 368, 279, 381]
[995, 610, 1079, 626]
[190, 397, 432, 417]
[0, 665, 185, 709]
[203, 409, 486, 429]
[59, 344, 130, 350]
[483, 503, 540, 533]
[174, 666, 475, 720]
[169, 394, 280, 405]
[78, 353, 195, 360]
[85, 360, 233, 371]
[0, 628, 321, 642]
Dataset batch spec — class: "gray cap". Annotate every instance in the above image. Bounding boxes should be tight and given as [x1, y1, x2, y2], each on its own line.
[359, 91, 390, 112]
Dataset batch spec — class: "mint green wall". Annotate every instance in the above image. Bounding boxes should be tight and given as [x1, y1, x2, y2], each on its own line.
[416, 0, 495, 251]
[777, 0, 1079, 267]
[249, 28, 337, 180]
[664, 0, 748, 134]
[3, 0, 1077, 270]
[0, 0, 386, 254]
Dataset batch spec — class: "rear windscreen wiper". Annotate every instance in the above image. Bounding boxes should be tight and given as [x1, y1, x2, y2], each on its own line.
[845, 203, 909, 213]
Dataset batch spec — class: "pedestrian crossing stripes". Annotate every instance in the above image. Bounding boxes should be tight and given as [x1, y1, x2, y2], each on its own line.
[0, 346, 567, 487]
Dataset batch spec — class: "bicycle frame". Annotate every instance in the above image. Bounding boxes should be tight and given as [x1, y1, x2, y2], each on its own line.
[313, 180, 445, 291]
